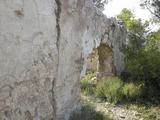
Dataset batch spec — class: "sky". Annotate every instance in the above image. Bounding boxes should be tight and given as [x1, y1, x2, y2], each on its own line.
[103, 0, 152, 20]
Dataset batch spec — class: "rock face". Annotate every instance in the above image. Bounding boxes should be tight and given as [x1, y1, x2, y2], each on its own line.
[0, 0, 126, 120]
[81, 1, 126, 78]
[86, 49, 98, 73]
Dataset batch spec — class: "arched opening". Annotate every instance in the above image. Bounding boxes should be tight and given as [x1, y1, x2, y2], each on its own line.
[80, 42, 116, 101]
[97, 43, 115, 80]
[83, 43, 115, 82]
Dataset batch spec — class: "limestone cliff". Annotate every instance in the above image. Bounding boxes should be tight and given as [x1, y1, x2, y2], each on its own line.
[0, 0, 126, 119]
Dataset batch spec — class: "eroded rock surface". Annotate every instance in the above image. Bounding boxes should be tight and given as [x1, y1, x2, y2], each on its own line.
[0, 0, 126, 119]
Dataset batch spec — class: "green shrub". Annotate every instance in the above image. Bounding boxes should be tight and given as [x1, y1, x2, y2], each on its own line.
[81, 72, 96, 95]
[69, 104, 111, 120]
[123, 82, 144, 100]
[96, 77, 124, 104]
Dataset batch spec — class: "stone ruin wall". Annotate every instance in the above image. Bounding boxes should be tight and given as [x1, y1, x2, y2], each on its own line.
[0, 0, 126, 120]
[84, 44, 116, 80]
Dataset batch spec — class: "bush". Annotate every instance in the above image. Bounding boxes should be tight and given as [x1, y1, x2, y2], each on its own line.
[96, 77, 124, 104]
[69, 104, 111, 120]
[123, 45, 160, 101]
[123, 82, 144, 100]
[81, 72, 96, 95]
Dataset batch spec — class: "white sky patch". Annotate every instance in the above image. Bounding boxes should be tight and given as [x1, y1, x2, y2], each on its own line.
[103, 0, 152, 20]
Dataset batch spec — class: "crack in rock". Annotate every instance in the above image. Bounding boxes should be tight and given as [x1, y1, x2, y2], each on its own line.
[55, 0, 61, 52]
[49, 1, 62, 119]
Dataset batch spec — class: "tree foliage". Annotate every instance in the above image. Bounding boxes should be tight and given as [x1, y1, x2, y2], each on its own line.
[141, 0, 160, 20]
[117, 9, 149, 50]
[117, 9, 160, 102]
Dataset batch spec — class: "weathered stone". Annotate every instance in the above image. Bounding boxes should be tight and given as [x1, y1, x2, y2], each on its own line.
[0, 0, 126, 119]
[86, 49, 98, 73]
